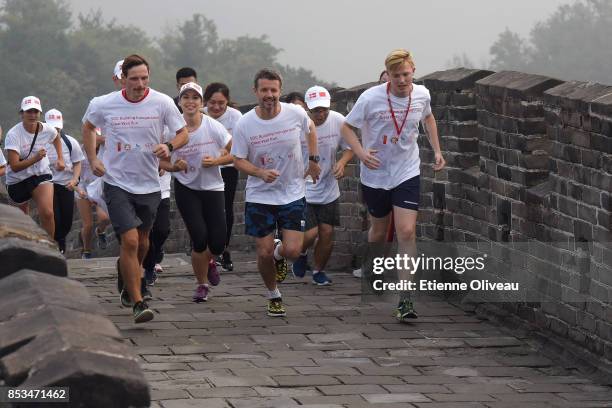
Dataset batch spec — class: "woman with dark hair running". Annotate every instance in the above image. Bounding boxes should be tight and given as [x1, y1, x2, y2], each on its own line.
[162, 82, 233, 302]
[203, 82, 243, 272]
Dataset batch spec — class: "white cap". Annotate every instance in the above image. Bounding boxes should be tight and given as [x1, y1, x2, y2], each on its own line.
[113, 59, 124, 79]
[305, 86, 331, 110]
[20, 96, 42, 112]
[179, 82, 203, 98]
[45, 109, 64, 129]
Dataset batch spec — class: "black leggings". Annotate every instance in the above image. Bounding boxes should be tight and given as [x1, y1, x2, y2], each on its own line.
[221, 166, 238, 248]
[53, 183, 74, 248]
[143, 197, 170, 270]
[174, 179, 226, 255]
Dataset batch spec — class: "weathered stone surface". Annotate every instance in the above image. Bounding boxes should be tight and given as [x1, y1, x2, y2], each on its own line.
[419, 68, 495, 92]
[0, 305, 121, 356]
[0, 269, 98, 321]
[0, 204, 66, 278]
[21, 349, 149, 408]
[0, 327, 135, 385]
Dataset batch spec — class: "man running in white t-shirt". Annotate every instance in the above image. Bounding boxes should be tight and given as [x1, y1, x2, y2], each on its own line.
[231, 69, 321, 317]
[341, 49, 445, 322]
[292, 86, 354, 286]
[82, 54, 189, 323]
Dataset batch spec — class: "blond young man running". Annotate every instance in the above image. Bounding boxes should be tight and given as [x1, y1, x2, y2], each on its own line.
[341, 49, 445, 322]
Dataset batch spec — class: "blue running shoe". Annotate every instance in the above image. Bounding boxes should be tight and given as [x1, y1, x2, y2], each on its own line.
[292, 254, 308, 278]
[312, 271, 332, 286]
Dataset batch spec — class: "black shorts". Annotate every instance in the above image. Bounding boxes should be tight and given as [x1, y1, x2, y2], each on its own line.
[7, 174, 53, 204]
[305, 199, 340, 230]
[360, 175, 420, 218]
[103, 182, 161, 236]
[245, 198, 305, 238]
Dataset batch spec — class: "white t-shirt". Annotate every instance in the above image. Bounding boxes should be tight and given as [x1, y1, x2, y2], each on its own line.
[47, 134, 85, 186]
[83, 88, 186, 194]
[204, 106, 242, 169]
[231, 103, 310, 205]
[345, 83, 432, 190]
[300, 111, 350, 205]
[0, 149, 6, 167]
[79, 142, 106, 185]
[4, 122, 58, 185]
[172, 115, 231, 191]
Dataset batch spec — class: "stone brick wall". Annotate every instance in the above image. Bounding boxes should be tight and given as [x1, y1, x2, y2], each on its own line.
[411, 69, 611, 366]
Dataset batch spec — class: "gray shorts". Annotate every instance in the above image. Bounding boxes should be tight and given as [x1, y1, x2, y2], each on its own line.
[103, 182, 161, 236]
[305, 199, 340, 230]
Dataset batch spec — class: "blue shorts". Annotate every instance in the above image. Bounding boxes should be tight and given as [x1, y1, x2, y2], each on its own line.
[360, 175, 420, 218]
[245, 198, 305, 238]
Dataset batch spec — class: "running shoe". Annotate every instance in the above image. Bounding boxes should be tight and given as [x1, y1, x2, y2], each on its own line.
[221, 250, 233, 272]
[96, 228, 108, 250]
[145, 268, 158, 286]
[208, 259, 220, 286]
[193, 284, 209, 302]
[141, 278, 153, 301]
[312, 271, 332, 286]
[291, 254, 308, 278]
[274, 239, 288, 283]
[81, 251, 92, 260]
[267, 297, 286, 317]
[215, 255, 222, 266]
[133, 301, 154, 323]
[154, 263, 163, 274]
[120, 288, 132, 308]
[396, 299, 418, 321]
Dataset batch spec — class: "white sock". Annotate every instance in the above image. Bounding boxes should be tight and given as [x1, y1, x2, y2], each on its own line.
[313, 270, 320, 275]
[273, 242, 283, 261]
[301, 250, 308, 256]
[268, 288, 281, 299]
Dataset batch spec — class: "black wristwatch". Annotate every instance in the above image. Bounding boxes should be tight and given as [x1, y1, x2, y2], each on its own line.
[309, 155, 320, 163]
[164, 142, 174, 152]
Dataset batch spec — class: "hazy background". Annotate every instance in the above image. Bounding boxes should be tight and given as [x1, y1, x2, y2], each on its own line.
[1, 0, 610, 134]
[67, 0, 569, 86]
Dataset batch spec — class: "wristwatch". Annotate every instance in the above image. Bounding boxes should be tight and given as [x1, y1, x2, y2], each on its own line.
[164, 142, 174, 152]
[309, 155, 320, 163]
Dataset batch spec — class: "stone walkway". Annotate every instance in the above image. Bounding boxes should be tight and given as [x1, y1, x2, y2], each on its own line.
[69, 253, 612, 408]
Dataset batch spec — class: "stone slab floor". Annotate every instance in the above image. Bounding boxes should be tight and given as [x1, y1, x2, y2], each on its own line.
[68, 253, 612, 408]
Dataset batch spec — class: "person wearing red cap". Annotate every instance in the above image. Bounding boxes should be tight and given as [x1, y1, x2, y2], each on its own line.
[4, 96, 65, 237]
[160, 82, 233, 302]
[341, 49, 446, 322]
[82, 54, 188, 323]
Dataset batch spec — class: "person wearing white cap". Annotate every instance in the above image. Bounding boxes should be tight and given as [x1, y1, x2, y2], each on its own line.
[291, 86, 354, 286]
[45, 109, 85, 254]
[159, 82, 232, 302]
[341, 49, 446, 322]
[231, 69, 321, 317]
[82, 54, 188, 324]
[112, 59, 124, 90]
[4, 96, 65, 237]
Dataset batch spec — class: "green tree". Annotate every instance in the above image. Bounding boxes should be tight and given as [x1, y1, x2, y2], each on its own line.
[489, 0, 612, 84]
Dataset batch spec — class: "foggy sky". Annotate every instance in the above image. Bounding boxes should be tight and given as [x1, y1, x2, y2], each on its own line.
[67, 0, 569, 87]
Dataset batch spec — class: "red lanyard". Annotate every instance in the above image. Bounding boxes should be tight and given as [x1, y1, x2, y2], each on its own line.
[386, 82, 412, 138]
